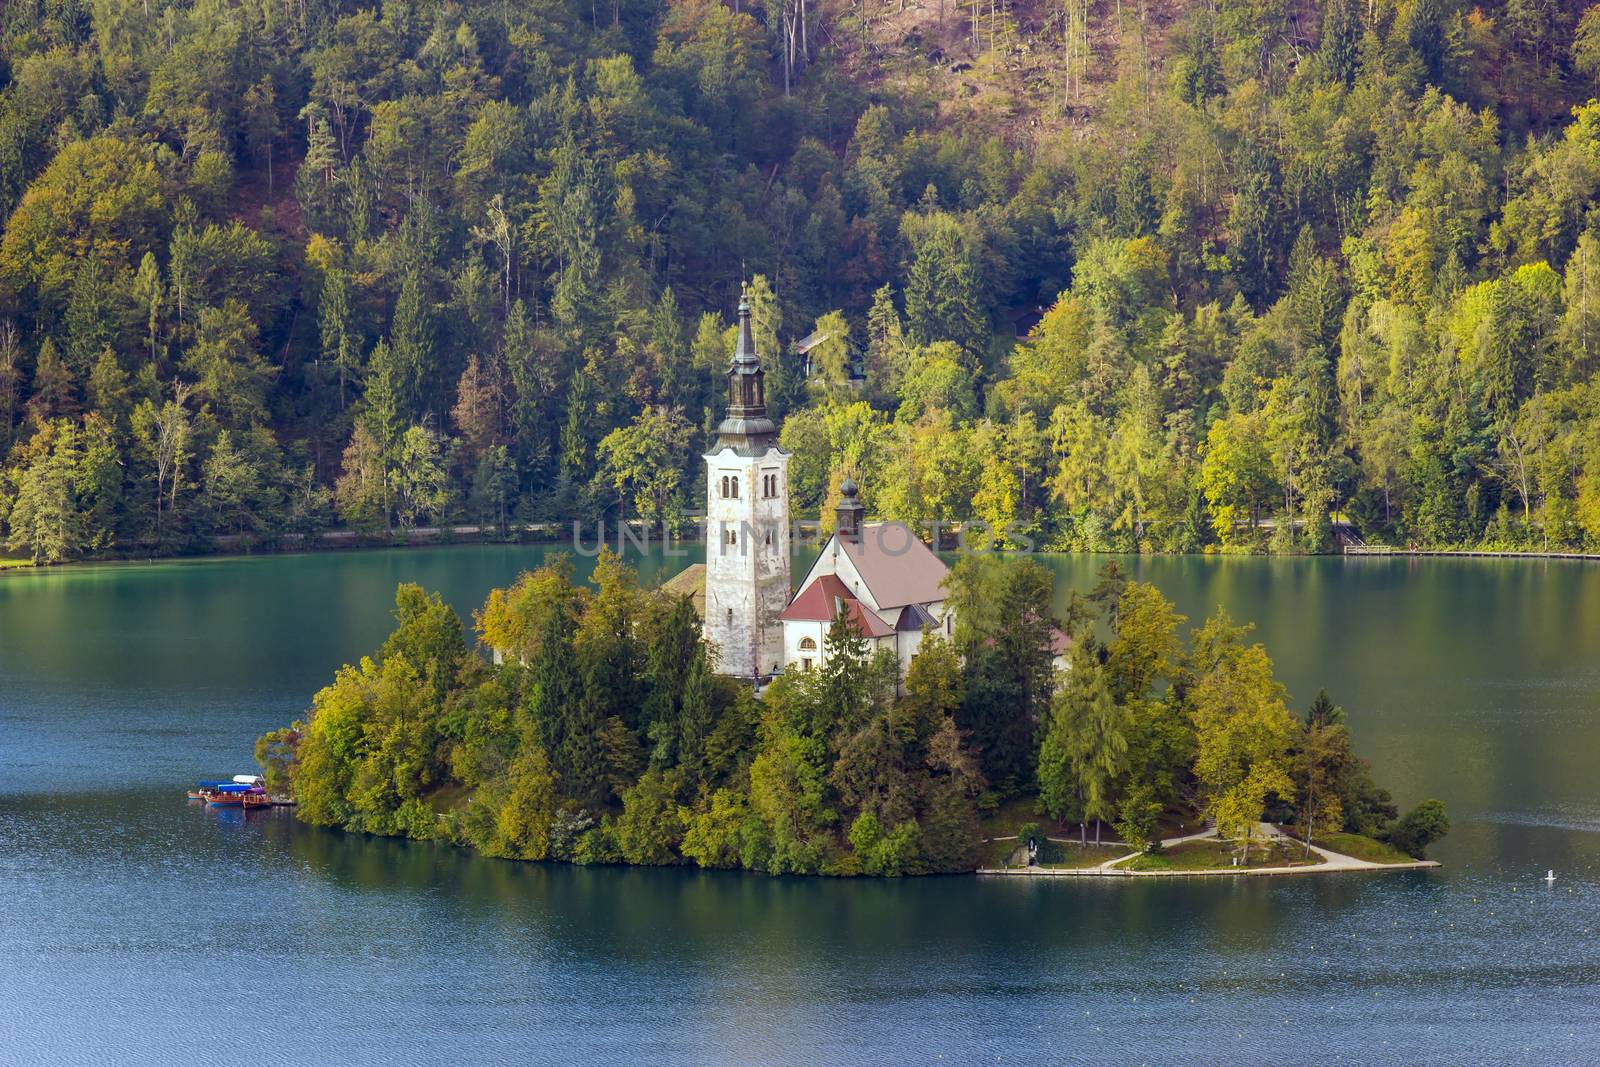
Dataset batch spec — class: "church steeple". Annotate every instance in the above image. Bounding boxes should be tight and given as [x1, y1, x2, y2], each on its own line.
[835, 477, 864, 543]
[716, 287, 776, 452]
[702, 285, 790, 681]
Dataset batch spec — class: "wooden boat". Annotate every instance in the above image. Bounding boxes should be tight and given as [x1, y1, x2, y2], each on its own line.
[188, 779, 234, 802]
[192, 775, 270, 808]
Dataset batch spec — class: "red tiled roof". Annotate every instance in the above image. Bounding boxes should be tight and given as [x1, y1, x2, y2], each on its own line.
[837, 522, 950, 609]
[779, 574, 895, 638]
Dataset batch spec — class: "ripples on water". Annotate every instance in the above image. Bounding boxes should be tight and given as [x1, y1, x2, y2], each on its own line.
[3, 548, 1600, 1064]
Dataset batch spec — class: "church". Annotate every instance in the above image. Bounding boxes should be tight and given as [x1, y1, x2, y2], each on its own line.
[695, 291, 953, 682]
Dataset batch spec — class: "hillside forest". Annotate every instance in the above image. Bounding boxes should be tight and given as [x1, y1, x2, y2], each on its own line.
[7, 0, 1600, 559]
[257, 555, 1449, 875]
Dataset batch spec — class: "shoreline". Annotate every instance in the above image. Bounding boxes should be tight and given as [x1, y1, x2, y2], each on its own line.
[977, 858, 1441, 878]
[978, 825, 1441, 878]
[6, 527, 1599, 579]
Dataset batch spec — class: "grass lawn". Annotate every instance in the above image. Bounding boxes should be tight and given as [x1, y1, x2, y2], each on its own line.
[984, 837, 1028, 868]
[984, 836, 1129, 870]
[1118, 838, 1326, 873]
[0, 557, 34, 570]
[977, 794, 1046, 841]
[1313, 831, 1419, 865]
[1041, 844, 1128, 869]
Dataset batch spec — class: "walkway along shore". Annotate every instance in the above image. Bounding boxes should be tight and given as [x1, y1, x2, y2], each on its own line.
[1343, 545, 1597, 560]
[978, 823, 1442, 878]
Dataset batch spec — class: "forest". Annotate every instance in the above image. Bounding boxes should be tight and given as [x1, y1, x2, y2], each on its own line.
[6, 0, 1600, 559]
[256, 555, 1448, 875]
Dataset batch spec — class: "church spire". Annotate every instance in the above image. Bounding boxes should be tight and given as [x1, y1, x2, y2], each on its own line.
[733, 288, 759, 369]
[716, 284, 776, 452]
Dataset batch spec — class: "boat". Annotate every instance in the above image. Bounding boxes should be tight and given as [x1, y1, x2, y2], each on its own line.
[188, 775, 272, 808]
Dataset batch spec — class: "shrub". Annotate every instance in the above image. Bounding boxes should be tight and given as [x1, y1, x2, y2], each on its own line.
[1386, 799, 1450, 858]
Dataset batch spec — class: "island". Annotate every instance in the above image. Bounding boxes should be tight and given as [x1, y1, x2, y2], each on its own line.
[255, 553, 1447, 877]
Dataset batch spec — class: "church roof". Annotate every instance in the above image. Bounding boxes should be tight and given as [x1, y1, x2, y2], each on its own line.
[779, 573, 895, 638]
[714, 289, 776, 454]
[837, 522, 950, 609]
[896, 602, 938, 632]
[659, 563, 706, 617]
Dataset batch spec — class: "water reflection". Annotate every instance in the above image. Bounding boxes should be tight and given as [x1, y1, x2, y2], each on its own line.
[5, 548, 1600, 1061]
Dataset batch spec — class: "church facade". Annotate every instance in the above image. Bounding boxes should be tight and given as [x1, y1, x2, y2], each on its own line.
[776, 480, 952, 678]
[702, 292, 952, 682]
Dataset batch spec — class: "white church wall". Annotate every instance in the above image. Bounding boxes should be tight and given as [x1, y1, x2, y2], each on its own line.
[703, 443, 790, 678]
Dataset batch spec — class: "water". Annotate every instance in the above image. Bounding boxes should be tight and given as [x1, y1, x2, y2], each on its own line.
[3, 546, 1599, 1064]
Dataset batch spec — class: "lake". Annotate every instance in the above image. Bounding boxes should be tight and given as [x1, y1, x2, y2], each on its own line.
[2, 544, 1598, 1064]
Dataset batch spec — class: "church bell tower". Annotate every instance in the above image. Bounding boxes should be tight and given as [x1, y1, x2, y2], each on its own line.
[703, 288, 791, 679]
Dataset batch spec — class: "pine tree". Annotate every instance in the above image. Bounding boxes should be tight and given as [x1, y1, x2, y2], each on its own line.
[677, 648, 716, 782]
[0, 322, 20, 453]
[504, 298, 549, 476]
[559, 366, 593, 483]
[529, 591, 583, 761]
[87, 348, 131, 425]
[64, 258, 116, 378]
[362, 339, 406, 455]
[390, 270, 435, 423]
[815, 608, 871, 740]
[903, 215, 986, 360]
[319, 267, 357, 410]
[132, 253, 163, 368]
[1318, 0, 1361, 86]
[28, 339, 78, 423]
[6, 421, 86, 563]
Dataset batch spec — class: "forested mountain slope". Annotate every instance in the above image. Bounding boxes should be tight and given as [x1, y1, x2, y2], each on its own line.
[4, 0, 1600, 559]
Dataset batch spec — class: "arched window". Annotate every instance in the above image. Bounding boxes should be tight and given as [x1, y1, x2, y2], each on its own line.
[720, 475, 729, 498]
[798, 636, 817, 651]
[731, 476, 740, 498]
[763, 529, 772, 547]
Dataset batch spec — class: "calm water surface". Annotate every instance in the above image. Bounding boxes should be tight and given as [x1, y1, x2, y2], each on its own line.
[3, 546, 1599, 1065]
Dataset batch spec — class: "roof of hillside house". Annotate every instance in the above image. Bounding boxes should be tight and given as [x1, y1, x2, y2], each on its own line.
[779, 573, 895, 638]
[836, 521, 950, 609]
[660, 563, 707, 617]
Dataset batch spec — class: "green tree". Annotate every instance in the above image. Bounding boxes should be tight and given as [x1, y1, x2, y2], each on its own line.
[595, 406, 693, 532]
[615, 769, 684, 865]
[182, 299, 275, 430]
[392, 425, 450, 528]
[1200, 411, 1275, 544]
[130, 383, 192, 546]
[902, 211, 987, 361]
[5, 420, 85, 563]
[1187, 610, 1298, 860]
[1038, 637, 1129, 843]
[1387, 799, 1450, 858]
